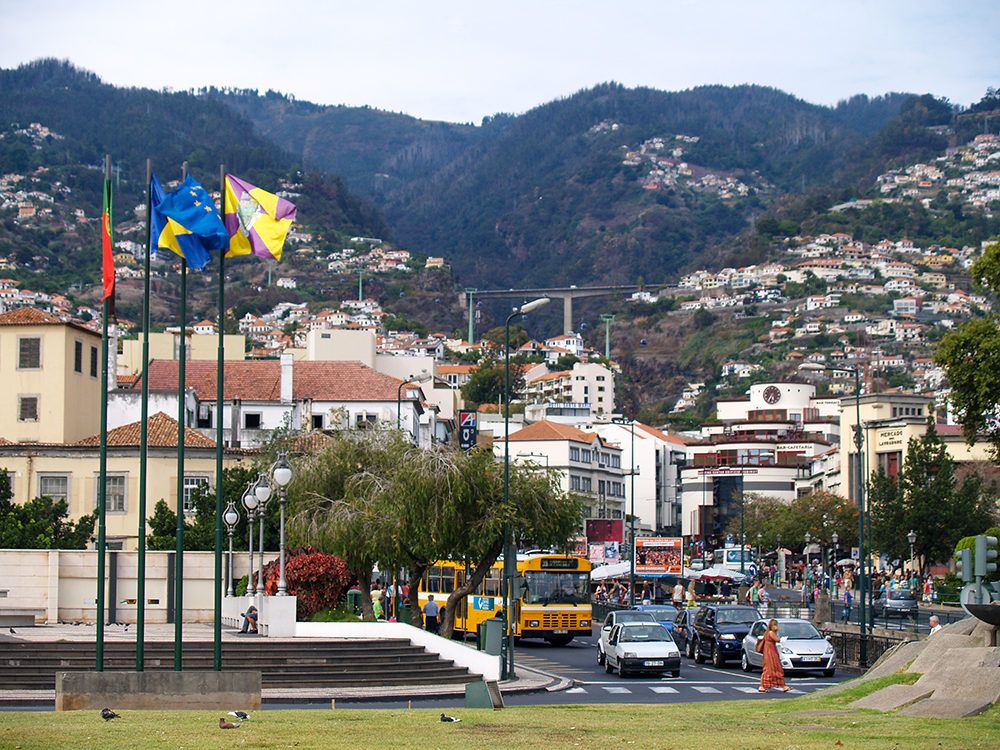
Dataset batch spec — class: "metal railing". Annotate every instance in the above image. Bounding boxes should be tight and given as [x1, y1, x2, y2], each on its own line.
[822, 629, 908, 670]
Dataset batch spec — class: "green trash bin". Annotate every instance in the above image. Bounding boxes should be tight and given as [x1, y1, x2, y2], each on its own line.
[481, 617, 503, 656]
[398, 602, 412, 625]
[346, 589, 362, 615]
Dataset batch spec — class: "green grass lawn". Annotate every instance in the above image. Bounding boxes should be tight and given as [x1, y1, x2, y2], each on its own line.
[1, 677, 996, 750]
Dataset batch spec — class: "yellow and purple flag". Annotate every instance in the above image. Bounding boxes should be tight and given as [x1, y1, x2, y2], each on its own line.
[224, 174, 297, 262]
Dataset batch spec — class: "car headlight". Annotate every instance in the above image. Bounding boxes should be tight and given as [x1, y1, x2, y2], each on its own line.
[779, 645, 794, 655]
[720, 634, 736, 640]
[528, 620, 540, 627]
[824, 645, 834, 655]
[624, 652, 637, 659]
[579, 620, 589, 627]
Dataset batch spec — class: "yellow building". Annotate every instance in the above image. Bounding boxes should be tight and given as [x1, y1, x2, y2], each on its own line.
[0, 412, 249, 550]
[0, 307, 104, 444]
[120, 330, 246, 374]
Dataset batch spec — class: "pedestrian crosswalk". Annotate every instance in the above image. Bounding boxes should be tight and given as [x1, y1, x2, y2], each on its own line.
[561, 682, 812, 698]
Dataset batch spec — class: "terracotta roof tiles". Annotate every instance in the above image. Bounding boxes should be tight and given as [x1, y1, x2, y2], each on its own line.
[75, 412, 216, 448]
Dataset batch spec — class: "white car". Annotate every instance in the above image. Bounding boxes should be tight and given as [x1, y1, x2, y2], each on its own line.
[741, 618, 836, 677]
[604, 622, 681, 678]
[596, 609, 657, 665]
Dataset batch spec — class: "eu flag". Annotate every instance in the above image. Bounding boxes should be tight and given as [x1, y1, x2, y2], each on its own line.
[151, 174, 228, 270]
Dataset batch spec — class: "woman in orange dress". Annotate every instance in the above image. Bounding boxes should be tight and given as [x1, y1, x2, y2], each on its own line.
[759, 618, 791, 692]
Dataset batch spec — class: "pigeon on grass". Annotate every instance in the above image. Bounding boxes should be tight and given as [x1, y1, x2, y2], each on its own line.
[101, 708, 121, 720]
[228, 711, 250, 721]
[219, 718, 241, 729]
[440, 713, 461, 722]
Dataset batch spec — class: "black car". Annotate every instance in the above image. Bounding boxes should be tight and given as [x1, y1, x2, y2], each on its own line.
[672, 607, 700, 659]
[692, 604, 759, 668]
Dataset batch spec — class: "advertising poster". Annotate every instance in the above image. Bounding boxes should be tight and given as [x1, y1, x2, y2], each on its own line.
[634, 537, 683, 575]
[588, 544, 605, 564]
[604, 541, 620, 563]
[571, 536, 588, 558]
[586, 518, 624, 544]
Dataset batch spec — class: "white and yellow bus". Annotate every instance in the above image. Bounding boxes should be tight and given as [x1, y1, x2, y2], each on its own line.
[418, 553, 593, 645]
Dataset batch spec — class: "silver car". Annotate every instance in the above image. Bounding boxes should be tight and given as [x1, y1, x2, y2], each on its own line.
[741, 618, 836, 677]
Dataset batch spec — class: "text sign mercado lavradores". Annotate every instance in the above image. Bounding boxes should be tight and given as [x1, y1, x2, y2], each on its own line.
[634, 537, 683, 575]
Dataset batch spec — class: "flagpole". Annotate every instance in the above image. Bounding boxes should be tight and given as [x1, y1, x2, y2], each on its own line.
[174, 162, 188, 672]
[136, 158, 152, 671]
[214, 165, 226, 671]
[96, 154, 112, 672]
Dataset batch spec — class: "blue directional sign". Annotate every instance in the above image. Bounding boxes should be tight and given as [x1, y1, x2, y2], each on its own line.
[747, 563, 758, 579]
[472, 596, 495, 611]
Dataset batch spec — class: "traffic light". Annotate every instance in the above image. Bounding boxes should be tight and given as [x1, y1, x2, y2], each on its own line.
[957, 547, 973, 583]
[975, 535, 998, 577]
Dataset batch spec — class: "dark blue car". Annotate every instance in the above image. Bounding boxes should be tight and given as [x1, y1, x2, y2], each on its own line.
[632, 605, 680, 633]
[692, 605, 760, 668]
[672, 607, 700, 659]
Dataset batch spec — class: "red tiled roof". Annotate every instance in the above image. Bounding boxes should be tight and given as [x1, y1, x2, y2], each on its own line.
[75, 412, 216, 448]
[136, 359, 404, 402]
[509, 420, 597, 444]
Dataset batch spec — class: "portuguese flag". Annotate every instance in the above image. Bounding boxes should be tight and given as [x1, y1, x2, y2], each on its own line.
[101, 178, 115, 314]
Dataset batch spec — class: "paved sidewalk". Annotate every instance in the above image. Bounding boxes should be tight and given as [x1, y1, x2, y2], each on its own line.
[0, 622, 570, 706]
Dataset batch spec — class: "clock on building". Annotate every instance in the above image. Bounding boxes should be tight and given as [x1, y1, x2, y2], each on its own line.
[763, 385, 781, 404]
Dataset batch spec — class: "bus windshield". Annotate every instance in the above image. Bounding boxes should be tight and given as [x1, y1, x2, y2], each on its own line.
[523, 570, 590, 604]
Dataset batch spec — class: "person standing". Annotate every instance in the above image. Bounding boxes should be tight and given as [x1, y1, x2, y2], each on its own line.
[929, 615, 942, 634]
[758, 619, 792, 693]
[672, 580, 685, 609]
[422, 594, 440, 633]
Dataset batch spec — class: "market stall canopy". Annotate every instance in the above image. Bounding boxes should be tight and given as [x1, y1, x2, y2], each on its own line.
[689, 565, 747, 580]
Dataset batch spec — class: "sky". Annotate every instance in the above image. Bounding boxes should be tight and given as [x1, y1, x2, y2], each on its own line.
[1, 0, 998, 125]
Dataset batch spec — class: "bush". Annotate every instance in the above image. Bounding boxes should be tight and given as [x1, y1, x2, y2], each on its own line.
[260, 549, 352, 620]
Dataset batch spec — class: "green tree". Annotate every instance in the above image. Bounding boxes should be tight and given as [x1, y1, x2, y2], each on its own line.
[869, 423, 996, 571]
[0, 473, 96, 549]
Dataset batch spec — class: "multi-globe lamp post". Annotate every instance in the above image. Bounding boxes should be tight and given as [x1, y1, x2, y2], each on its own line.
[270, 453, 296, 596]
[224, 498, 239, 597]
[611, 415, 637, 606]
[908, 530, 917, 575]
[502, 296, 550, 680]
[253, 471, 272, 595]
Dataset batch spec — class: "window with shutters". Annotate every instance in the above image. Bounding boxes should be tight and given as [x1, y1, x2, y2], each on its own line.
[90, 345, 98, 378]
[18, 395, 39, 421]
[74, 340, 83, 373]
[17, 337, 41, 369]
[38, 473, 70, 503]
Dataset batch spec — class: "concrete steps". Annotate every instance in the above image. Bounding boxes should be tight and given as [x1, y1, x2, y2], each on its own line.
[1, 638, 477, 689]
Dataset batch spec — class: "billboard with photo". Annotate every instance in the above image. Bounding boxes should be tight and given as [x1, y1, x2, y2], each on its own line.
[586, 518, 624, 544]
[634, 537, 683, 575]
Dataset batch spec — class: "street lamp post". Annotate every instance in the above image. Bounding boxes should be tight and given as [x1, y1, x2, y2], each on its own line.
[254, 472, 272, 595]
[224, 499, 239, 597]
[908, 530, 917, 576]
[242, 481, 258, 595]
[270, 453, 296, 596]
[612, 416, 637, 606]
[801, 361, 868, 664]
[502, 297, 550, 680]
[830, 531, 839, 596]
[805, 531, 812, 574]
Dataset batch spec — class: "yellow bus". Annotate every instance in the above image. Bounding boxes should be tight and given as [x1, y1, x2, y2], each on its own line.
[419, 553, 593, 645]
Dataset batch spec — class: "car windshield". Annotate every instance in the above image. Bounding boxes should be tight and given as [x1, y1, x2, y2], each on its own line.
[617, 612, 656, 624]
[716, 609, 758, 625]
[889, 590, 916, 601]
[620, 625, 670, 642]
[781, 622, 822, 639]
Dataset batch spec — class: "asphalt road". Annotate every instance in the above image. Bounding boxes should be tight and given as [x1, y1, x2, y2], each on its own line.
[311, 632, 853, 711]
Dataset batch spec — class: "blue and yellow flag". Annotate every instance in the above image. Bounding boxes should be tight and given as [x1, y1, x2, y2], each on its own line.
[150, 174, 228, 270]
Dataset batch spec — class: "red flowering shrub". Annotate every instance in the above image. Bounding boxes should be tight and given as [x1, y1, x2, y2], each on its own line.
[260, 548, 352, 620]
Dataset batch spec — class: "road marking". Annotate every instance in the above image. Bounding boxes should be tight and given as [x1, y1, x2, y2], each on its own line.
[734, 686, 763, 693]
[691, 686, 722, 694]
[565, 687, 588, 694]
[602, 687, 633, 694]
[650, 686, 679, 694]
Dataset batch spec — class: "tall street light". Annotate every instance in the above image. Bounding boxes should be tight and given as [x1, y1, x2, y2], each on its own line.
[908, 530, 917, 575]
[612, 416, 638, 606]
[271, 453, 296, 596]
[830, 531, 839, 596]
[801, 361, 868, 665]
[254, 471, 272, 595]
[242, 480, 258, 596]
[224, 498, 239, 597]
[502, 296, 550, 680]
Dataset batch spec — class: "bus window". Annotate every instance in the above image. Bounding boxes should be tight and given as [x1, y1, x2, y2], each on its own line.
[482, 567, 500, 597]
[524, 571, 589, 604]
[423, 565, 457, 594]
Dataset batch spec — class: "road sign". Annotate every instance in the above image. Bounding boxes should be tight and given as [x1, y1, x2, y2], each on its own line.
[459, 410, 478, 450]
[472, 596, 495, 611]
[747, 563, 758, 579]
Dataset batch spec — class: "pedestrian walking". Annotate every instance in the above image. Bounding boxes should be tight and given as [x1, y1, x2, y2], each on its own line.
[422, 594, 440, 633]
[758, 619, 791, 693]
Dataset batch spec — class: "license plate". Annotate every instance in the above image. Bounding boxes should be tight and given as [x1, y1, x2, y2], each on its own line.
[802, 656, 821, 662]
[644, 660, 664, 667]
[553, 629, 568, 634]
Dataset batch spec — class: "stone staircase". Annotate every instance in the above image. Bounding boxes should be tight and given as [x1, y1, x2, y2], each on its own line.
[1, 638, 477, 691]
